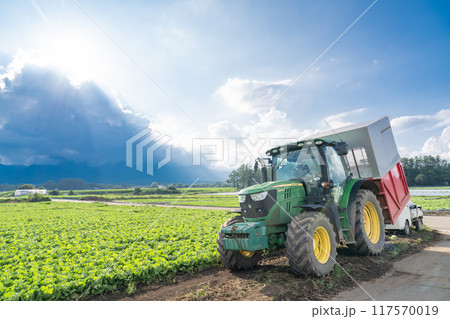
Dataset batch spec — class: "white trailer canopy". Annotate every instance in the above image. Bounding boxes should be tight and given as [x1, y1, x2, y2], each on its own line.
[308, 116, 400, 179]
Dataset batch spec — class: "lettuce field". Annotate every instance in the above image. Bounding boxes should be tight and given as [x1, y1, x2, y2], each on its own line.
[115, 194, 240, 208]
[0, 202, 230, 300]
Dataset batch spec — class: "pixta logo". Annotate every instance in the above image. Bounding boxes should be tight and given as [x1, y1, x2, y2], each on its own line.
[126, 128, 172, 176]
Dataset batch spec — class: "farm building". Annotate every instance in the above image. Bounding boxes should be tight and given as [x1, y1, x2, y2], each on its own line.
[14, 189, 48, 197]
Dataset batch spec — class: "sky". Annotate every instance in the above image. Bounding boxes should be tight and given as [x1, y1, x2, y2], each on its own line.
[0, 0, 450, 182]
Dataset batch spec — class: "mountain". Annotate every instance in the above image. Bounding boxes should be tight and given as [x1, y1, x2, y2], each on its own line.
[0, 161, 225, 186]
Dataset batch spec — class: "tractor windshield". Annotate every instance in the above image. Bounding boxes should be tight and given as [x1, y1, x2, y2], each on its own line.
[273, 145, 324, 189]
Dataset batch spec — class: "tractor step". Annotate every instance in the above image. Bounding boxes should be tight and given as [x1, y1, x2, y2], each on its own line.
[338, 209, 355, 244]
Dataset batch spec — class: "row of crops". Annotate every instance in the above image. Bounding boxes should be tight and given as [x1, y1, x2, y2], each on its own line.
[48, 193, 240, 208]
[115, 195, 240, 208]
[410, 196, 450, 210]
[0, 202, 230, 300]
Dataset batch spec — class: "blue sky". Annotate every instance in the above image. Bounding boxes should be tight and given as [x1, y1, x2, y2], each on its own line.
[1, 0, 450, 179]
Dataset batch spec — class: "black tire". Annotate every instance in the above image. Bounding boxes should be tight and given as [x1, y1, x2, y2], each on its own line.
[285, 212, 337, 277]
[349, 189, 385, 255]
[414, 218, 423, 231]
[216, 216, 262, 271]
[403, 220, 410, 236]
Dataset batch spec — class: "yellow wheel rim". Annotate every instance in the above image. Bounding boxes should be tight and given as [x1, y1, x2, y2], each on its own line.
[363, 202, 380, 244]
[240, 251, 255, 258]
[313, 226, 331, 264]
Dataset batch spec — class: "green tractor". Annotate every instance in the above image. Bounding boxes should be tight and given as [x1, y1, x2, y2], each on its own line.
[217, 118, 410, 276]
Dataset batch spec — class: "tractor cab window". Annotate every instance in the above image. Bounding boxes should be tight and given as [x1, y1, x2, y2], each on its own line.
[273, 145, 324, 193]
[324, 146, 347, 204]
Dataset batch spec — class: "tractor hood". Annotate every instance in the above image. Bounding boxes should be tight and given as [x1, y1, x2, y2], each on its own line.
[238, 180, 304, 195]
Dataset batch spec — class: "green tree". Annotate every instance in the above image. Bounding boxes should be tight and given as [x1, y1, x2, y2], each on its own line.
[150, 182, 158, 188]
[402, 155, 449, 186]
[227, 164, 261, 190]
[18, 184, 35, 190]
[134, 187, 142, 195]
[414, 173, 427, 186]
[57, 179, 88, 190]
[49, 189, 60, 195]
[227, 170, 240, 189]
[43, 180, 57, 190]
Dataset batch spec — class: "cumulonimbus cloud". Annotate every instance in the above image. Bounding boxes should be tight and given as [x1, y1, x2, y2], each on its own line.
[0, 61, 150, 166]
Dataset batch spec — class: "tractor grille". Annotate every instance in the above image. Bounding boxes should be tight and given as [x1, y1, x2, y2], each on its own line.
[240, 190, 277, 219]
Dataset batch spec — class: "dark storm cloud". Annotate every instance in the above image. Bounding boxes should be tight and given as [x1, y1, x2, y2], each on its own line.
[0, 64, 150, 166]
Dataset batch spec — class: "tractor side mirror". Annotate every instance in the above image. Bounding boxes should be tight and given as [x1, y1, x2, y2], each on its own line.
[335, 142, 348, 156]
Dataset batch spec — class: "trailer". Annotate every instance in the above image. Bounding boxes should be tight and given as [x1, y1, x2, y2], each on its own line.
[309, 116, 411, 225]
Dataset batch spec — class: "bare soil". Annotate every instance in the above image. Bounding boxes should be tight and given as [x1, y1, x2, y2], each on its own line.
[424, 210, 450, 216]
[93, 229, 440, 301]
[80, 196, 109, 202]
[52, 198, 232, 210]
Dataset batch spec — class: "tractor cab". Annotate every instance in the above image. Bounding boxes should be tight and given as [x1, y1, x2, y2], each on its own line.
[261, 138, 350, 206]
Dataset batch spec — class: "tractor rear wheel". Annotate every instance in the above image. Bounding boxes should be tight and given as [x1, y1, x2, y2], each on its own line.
[285, 212, 337, 276]
[216, 216, 262, 271]
[349, 189, 385, 255]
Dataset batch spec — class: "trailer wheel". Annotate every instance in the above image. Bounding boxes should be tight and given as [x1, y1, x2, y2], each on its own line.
[285, 212, 337, 276]
[403, 220, 410, 236]
[414, 218, 423, 231]
[216, 216, 262, 271]
[349, 189, 385, 255]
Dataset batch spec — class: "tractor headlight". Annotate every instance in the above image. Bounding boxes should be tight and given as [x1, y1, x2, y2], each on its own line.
[238, 194, 246, 203]
[250, 191, 268, 201]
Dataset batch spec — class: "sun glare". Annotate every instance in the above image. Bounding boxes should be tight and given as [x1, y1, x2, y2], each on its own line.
[47, 30, 102, 85]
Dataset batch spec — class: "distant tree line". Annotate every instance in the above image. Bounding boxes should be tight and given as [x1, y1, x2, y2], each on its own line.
[0, 179, 232, 192]
[0, 179, 132, 191]
[226, 156, 449, 189]
[227, 164, 262, 189]
[401, 155, 449, 186]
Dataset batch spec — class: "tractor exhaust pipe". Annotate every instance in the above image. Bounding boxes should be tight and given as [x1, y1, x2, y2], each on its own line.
[254, 157, 268, 183]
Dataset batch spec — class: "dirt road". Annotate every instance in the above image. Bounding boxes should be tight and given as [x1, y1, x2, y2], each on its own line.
[51, 198, 233, 211]
[333, 216, 450, 300]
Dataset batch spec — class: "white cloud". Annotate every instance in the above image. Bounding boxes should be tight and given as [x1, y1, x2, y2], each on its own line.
[201, 106, 376, 169]
[241, 106, 311, 141]
[397, 145, 410, 158]
[322, 107, 368, 129]
[0, 49, 65, 91]
[202, 107, 316, 168]
[214, 77, 292, 114]
[419, 127, 450, 160]
[208, 120, 241, 138]
[391, 109, 450, 133]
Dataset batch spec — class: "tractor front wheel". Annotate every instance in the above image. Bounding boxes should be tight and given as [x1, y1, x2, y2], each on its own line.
[285, 212, 337, 276]
[349, 189, 385, 255]
[216, 216, 262, 271]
